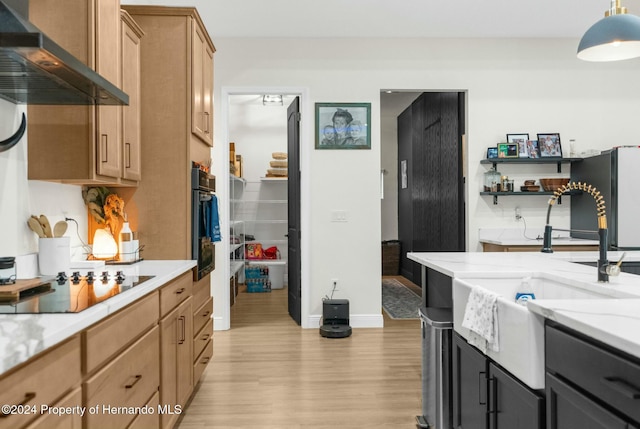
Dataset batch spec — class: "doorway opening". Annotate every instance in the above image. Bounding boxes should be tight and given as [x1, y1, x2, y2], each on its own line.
[221, 88, 306, 329]
[380, 90, 467, 308]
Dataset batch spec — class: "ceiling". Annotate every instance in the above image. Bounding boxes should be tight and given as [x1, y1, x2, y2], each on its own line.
[122, 0, 640, 39]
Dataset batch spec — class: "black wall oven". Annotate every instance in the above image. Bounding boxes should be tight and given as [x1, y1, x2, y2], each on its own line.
[191, 166, 216, 279]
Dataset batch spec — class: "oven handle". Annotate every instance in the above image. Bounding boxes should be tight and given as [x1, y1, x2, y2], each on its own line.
[199, 194, 212, 202]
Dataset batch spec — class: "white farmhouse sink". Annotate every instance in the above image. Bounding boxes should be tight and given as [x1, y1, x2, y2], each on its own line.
[453, 273, 617, 390]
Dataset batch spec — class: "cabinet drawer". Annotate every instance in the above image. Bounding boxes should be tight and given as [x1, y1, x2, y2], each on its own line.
[192, 273, 211, 308]
[84, 291, 159, 374]
[546, 373, 629, 429]
[193, 338, 213, 386]
[126, 391, 159, 429]
[546, 324, 640, 423]
[193, 297, 213, 336]
[160, 271, 192, 316]
[0, 335, 81, 429]
[85, 326, 160, 429]
[24, 387, 82, 429]
[193, 318, 213, 361]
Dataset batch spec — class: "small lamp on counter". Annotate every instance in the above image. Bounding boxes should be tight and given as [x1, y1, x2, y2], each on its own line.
[92, 228, 118, 260]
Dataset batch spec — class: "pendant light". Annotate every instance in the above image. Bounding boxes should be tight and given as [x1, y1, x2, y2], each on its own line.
[578, 0, 640, 61]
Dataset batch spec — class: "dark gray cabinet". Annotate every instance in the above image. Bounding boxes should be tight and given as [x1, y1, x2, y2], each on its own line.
[453, 333, 544, 429]
[546, 323, 640, 428]
[490, 362, 544, 429]
[453, 333, 488, 429]
[546, 373, 630, 429]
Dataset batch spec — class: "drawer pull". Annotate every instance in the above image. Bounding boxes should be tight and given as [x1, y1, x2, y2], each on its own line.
[175, 287, 185, 295]
[201, 310, 211, 318]
[201, 357, 211, 365]
[125, 375, 142, 389]
[0, 392, 36, 418]
[201, 333, 210, 342]
[602, 377, 640, 399]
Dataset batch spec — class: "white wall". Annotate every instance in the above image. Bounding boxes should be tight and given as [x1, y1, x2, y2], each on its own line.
[0, 100, 89, 270]
[211, 36, 640, 328]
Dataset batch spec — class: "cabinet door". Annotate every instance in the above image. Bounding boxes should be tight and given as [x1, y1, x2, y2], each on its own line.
[160, 297, 193, 429]
[191, 21, 206, 143]
[121, 12, 143, 181]
[453, 333, 488, 429]
[202, 43, 214, 146]
[546, 373, 629, 429]
[489, 363, 543, 429]
[95, 0, 122, 178]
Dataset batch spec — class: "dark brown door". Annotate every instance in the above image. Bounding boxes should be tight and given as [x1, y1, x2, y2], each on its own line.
[287, 97, 301, 325]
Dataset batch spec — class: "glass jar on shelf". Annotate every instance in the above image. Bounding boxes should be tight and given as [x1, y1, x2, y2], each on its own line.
[484, 167, 501, 192]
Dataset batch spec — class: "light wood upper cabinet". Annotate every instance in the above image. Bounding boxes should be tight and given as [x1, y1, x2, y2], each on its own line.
[121, 10, 144, 182]
[27, 0, 143, 186]
[191, 19, 214, 147]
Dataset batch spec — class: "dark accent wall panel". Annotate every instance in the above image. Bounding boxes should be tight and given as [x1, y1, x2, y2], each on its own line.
[396, 92, 465, 284]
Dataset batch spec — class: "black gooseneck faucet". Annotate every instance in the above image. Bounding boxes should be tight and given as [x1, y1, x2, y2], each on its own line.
[541, 181, 622, 282]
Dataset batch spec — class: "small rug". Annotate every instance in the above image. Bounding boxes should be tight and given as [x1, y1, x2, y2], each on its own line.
[382, 278, 421, 319]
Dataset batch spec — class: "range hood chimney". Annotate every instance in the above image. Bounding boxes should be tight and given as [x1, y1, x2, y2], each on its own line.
[0, 1, 128, 105]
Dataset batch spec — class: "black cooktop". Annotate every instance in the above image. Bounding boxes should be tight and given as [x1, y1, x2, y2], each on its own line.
[0, 271, 154, 314]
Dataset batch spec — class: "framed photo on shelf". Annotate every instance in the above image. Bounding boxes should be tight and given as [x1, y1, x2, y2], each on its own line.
[537, 133, 562, 158]
[507, 133, 530, 158]
[497, 143, 519, 158]
[487, 147, 498, 159]
[526, 140, 540, 158]
[315, 102, 371, 149]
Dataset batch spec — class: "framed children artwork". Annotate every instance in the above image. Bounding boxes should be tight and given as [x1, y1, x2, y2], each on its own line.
[537, 133, 562, 158]
[507, 133, 529, 158]
[315, 103, 371, 149]
[498, 143, 519, 158]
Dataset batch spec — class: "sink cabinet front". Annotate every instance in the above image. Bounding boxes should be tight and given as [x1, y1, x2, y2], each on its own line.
[453, 333, 544, 429]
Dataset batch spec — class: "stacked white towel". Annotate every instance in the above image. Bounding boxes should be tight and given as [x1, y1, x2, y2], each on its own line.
[461, 285, 500, 354]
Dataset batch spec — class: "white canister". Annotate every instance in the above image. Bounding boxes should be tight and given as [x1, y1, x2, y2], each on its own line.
[38, 237, 71, 275]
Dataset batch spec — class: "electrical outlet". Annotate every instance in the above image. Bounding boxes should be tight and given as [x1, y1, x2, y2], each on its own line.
[515, 207, 522, 221]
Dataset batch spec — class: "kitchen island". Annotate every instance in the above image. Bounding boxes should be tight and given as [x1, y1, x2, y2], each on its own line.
[0, 260, 213, 429]
[409, 251, 640, 429]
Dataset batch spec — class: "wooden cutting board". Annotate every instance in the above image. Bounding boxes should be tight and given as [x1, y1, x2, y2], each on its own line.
[0, 278, 52, 303]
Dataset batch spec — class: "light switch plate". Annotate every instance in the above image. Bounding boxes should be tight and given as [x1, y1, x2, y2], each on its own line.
[331, 210, 348, 222]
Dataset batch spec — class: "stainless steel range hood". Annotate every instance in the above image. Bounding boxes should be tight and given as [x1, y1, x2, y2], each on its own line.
[0, 1, 128, 105]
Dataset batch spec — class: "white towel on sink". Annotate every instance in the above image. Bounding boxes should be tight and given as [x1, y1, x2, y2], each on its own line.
[461, 285, 500, 354]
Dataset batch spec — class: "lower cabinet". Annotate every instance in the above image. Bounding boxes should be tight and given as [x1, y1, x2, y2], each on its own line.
[160, 296, 193, 429]
[546, 323, 640, 428]
[0, 268, 212, 429]
[546, 373, 630, 429]
[453, 333, 488, 429]
[85, 326, 160, 429]
[24, 387, 82, 429]
[453, 333, 544, 429]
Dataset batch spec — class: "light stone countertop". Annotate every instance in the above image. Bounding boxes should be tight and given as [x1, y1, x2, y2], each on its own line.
[478, 227, 599, 246]
[0, 260, 196, 374]
[407, 251, 640, 358]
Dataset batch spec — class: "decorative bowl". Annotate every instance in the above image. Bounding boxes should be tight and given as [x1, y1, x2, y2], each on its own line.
[540, 178, 570, 192]
[520, 185, 541, 192]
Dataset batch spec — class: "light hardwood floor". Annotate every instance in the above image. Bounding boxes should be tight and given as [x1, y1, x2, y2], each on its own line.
[177, 281, 422, 428]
